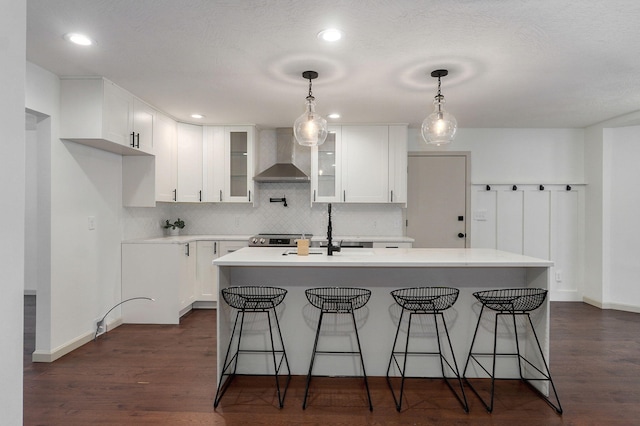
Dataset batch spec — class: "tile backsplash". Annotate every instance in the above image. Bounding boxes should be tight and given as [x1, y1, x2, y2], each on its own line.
[123, 182, 405, 240]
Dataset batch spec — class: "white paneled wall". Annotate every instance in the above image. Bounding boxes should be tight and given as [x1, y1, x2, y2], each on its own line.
[471, 184, 584, 301]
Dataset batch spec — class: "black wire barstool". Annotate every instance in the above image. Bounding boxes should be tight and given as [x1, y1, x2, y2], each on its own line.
[214, 286, 291, 409]
[303, 287, 373, 411]
[462, 288, 562, 414]
[386, 287, 468, 412]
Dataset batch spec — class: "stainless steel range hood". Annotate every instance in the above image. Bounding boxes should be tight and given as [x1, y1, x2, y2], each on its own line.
[253, 128, 310, 182]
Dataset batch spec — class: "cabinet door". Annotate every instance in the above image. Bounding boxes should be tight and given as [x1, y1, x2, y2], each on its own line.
[342, 125, 389, 203]
[202, 126, 225, 202]
[311, 127, 342, 203]
[155, 113, 178, 202]
[388, 125, 408, 204]
[179, 242, 197, 310]
[196, 241, 219, 302]
[176, 123, 203, 202]
[224, 126, 255, 203]
[219, 241, 248, 255]
[103, 80, 134, 147]
[133, 98, 155, 152]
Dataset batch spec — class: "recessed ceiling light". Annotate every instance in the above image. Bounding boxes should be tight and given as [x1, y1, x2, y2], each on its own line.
[327, 113, 341, 119]
[317, 29, 342, 42]
[191, 114, 204, 119]
[64, 33, 94, 46]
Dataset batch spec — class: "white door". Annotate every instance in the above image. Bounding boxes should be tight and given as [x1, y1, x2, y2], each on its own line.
[407, 154, 468, 248]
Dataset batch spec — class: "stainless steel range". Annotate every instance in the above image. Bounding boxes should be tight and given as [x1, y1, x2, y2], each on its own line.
[248, 233, 312, 247]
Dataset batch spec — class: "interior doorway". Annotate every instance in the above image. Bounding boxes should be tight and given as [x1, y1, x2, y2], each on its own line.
[406, 152, 470, 248]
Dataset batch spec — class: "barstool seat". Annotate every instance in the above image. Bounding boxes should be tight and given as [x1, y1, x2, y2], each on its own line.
[386, 286, 468, 412]
[463, 288, 562, 414]
[214, 286, 291, 408]
[303, 287, 373, 411]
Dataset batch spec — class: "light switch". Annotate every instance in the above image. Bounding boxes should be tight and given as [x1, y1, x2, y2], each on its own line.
[473, 210, 487, 221]
[88, 216, 96, 230]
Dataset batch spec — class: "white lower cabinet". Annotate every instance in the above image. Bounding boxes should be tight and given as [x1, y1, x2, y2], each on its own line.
[195, 240, 248, 303]
[122, 242, 196, 324]
[122, 240, 248, 324]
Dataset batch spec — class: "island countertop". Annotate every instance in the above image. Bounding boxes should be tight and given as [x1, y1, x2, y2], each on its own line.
[213, 247, 553, 268]
[215, 246, 553, 384]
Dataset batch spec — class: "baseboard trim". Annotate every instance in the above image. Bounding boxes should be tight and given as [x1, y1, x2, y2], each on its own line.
[583, 297, 640, 313]
[192, 301, 217, 309]
[32, 318, 124, 363]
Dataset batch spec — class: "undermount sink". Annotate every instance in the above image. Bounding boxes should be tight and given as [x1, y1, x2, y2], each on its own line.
[331, 249, 375, 256]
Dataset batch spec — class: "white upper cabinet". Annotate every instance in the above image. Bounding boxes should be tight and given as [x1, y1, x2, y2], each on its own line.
[176, 123, 203, 203]
[388, 125, 408, 204]
[155, 112, 178, 202]
[203, 125, 255, 203]
[60, 77, 154, 155]
[342, 125, 390, 203]
[311, 124, 407, 204]
[132, 98, 155, 152]
[311, 126, 342, 203]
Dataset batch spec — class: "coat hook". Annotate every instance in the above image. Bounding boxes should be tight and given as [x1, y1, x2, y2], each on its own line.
[566, 185, 572, 191]
[539, 185, 544, 191]
[512, 185, 517, 191]
[486, 185, 491, 191]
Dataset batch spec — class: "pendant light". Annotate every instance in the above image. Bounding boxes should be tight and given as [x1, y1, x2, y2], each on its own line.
[294, 70, 328, 147]
[421, 69, 457, 146]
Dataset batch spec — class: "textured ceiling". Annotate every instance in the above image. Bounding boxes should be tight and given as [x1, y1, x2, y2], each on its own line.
[26, 0, 640, 129]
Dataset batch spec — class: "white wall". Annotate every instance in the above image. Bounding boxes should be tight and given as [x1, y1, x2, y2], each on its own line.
[0, 0, 26, 422]
[584, 111, 640, 312]
[409, 127, 585, 183]
[604, 126, 640, 309]
[26, 62, 124, 361]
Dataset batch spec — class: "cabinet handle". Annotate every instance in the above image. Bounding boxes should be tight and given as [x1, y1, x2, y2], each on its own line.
[199, 190, 202, 202]
[313, 189, 316, 202]
[219, 190, 222, 202]
[173, 189, 177, 202]
[135, 133, 140, 148]
[130, 132, 135, 147]
[185, 243, 190, 256]
[214, 242, 217, 255]
[343, 190, 346, 202]
[248, 190, 251, 202]
[391, 190, 394, 202]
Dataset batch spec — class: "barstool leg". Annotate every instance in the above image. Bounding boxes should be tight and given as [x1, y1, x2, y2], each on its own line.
[269, 305, 291, 408]
[303, 310, 324, 409]
[350, 308, 373, 411]
[522, 314, 564, 414]
[463, 305, 497, 412]
[214, 309, 245, 408]
[386, 307, 406, 409]
[435, 312, 469, 412]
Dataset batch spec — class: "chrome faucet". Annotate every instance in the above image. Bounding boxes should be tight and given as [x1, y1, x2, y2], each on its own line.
[327, 203, 341, 256]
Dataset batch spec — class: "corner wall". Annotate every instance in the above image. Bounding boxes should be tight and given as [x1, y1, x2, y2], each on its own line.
[0, 0, 26, 422]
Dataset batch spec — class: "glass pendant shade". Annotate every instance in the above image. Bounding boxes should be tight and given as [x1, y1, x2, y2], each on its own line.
[421, 95, 457, 146]
[294, 97, 328, 147]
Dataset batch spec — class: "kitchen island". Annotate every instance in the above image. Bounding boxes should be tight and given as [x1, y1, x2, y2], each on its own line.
[214, 247, 553, 381]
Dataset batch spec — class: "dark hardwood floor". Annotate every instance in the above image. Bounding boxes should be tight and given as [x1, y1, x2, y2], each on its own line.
[24, 297, 640, 425]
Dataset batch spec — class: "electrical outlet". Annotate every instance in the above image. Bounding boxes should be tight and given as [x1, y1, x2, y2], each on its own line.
[88, 216, 96, 230]
[372, 221, 377, 229]
[555, 271, 562, 282]
[234, 217, 240, 227]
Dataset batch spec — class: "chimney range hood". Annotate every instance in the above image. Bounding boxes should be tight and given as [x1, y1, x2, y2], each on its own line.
[253, 128, 310, 183]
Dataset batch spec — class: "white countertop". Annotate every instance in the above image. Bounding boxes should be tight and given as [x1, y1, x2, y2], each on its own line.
[122, 234, 414, 245]
[213, 247, 553, 268]
[122, 234, 253, 244]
